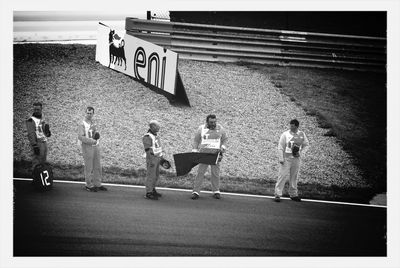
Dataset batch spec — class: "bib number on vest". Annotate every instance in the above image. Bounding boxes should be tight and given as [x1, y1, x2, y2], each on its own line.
[201, 138, 220, 149]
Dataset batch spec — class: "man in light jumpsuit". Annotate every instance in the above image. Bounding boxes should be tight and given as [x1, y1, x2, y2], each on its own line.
[78, 106, 107, 192]
[191, 114, 228, 200]
[143, 120, 164, 200]
[26, 102, 51, 170]
[274, 119, 309, 202]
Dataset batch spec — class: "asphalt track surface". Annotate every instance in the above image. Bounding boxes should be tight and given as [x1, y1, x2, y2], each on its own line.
[13, 180, 386, 256]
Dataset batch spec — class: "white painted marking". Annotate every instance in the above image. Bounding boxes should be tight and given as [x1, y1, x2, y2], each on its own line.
[14, 178, 387, 208]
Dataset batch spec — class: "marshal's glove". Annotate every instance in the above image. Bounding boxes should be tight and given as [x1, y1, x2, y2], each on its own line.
[160, 158, 171, 169]
[33, 146, 40, 155]
[44, 124, 51, 137]
[292, 144, 300, 157]
[217, 152, 223, 162]
[93, 132, 100, 140]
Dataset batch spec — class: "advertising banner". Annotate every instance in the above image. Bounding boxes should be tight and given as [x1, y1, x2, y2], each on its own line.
[95, 22, 179, 96]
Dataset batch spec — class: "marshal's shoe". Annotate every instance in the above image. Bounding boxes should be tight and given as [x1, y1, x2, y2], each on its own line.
[153, 189, 162, 197]
[85, 186, 97, 192]
[145, 192, 159, 200]
[290, 196, 301, 202]
[97, 186, 108, 191]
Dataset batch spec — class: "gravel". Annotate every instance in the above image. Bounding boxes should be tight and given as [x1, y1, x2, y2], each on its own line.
[13, 44, 368, 188]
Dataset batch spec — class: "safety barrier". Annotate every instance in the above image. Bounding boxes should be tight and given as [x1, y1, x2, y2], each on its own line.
[125, 18, 386, 72]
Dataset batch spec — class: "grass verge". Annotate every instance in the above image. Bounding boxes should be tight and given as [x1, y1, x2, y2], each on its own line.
[14, 160, 377, 203]
[252, 64, 386, 192]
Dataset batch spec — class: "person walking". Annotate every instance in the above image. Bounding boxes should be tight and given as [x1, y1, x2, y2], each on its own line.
[191, 114, 228, 200]
[78, 106, 107, 192]
[143, 120, 164, 200]
[274, 119, 309, 202]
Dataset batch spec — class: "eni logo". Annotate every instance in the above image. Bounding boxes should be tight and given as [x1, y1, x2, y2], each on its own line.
[108, 29, 127, 70]
[134, 47, 167, 90]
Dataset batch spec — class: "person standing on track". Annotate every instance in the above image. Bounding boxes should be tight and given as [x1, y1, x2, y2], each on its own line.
[274, 119, 309, 202]
[143, 120, 164, 200]
[78, 106, 107, 192]
[26, 102, 51, 170]
[191, 114, 228, 200]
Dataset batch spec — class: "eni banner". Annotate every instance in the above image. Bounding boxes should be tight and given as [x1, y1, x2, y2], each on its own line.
[95, 22, 179, 96]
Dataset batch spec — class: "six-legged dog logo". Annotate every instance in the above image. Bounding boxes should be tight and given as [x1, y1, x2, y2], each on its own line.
[108, 29, 127, 70]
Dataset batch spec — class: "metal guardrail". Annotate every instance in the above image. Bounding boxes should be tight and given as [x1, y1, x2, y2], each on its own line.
[125, 18, 386, 72]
